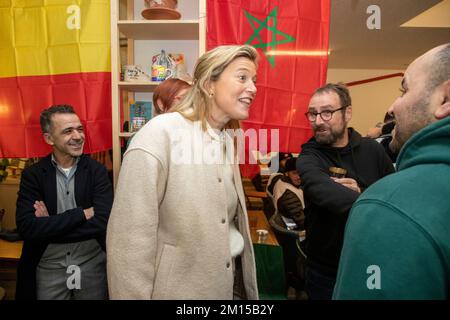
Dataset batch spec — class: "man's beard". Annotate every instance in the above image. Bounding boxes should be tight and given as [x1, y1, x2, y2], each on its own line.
[390, 95, 433, 154]
[313, 124, 347, 146]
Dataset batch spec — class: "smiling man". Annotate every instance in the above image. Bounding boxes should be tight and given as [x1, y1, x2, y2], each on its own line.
[297, 83, 394, 300]
[15, 105, 113, 300]
[334, 44, 450, 300]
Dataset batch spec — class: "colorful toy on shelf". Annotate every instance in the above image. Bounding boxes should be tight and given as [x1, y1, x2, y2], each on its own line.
[151, 50, 173, 82]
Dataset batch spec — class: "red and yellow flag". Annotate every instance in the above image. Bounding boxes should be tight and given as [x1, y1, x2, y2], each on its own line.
[0, 0, 111, 157]
[207, 0, 330, 176]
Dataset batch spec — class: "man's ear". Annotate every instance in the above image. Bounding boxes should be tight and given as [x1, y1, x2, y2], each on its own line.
[345, 105, 353, 122]
[434, 79, 450, 119]
[43, 133, 54, 146]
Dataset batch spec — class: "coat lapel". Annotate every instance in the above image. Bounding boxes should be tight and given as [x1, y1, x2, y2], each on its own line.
[225, 132, 247, 213]
[74, 155, 88, 207]
[42, 155, 57, 216]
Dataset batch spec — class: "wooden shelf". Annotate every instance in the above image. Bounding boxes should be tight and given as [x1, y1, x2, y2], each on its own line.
[118, 20, 200, 40]
[111, 0, 206, 187]
[119, 81, 159, 92]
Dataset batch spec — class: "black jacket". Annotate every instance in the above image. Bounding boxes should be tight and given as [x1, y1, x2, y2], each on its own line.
[267, 174, 305, 229]
[15, 154, 113, 300]
[297, 128, 394, 276]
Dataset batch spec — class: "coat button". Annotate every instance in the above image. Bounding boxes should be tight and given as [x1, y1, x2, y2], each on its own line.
[218, 178, 222, 183]
[221, 218, 226, 224]
[226, 262, 231, 268]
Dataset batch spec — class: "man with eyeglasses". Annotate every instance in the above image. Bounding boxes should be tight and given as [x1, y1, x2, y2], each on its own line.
[297, 83, 394, 300]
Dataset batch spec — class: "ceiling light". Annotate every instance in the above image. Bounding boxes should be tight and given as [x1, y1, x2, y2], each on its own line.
[266, 50, 330, 56]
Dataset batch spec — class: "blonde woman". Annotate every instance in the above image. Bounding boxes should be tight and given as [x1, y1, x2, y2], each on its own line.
[107, 45, 259, 299]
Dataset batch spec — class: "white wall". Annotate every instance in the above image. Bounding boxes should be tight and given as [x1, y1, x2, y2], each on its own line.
[133, 1, 199, 103]
[327, 68, 404, 136]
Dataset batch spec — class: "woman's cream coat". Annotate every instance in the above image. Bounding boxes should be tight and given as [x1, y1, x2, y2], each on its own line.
[107, 112, 258, 299]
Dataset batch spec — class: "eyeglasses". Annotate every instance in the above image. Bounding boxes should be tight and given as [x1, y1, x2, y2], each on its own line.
[305, 106, 347, 122]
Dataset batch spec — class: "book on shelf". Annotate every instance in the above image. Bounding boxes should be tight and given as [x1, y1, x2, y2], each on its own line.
[129, 101, 152, 133]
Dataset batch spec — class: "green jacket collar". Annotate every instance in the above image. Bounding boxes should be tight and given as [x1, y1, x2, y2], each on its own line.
[397, 116, 450, 171]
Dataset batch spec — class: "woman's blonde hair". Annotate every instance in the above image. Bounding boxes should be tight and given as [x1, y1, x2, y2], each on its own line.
[171, 45, 258, 130]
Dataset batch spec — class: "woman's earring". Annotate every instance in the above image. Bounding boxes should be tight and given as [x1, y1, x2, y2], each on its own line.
[209, 91, 214, 97]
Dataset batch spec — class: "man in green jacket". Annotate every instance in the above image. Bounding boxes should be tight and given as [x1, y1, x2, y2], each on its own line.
[333, 43, 450, 300]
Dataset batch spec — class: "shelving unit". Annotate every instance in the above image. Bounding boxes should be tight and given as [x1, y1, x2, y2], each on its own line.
[118, 20, 200, 40]
[110, 0, 206, 187]
[118, 81, 159, 92]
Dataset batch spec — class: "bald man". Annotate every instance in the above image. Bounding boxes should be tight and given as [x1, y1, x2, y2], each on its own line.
[333, 43, 450, 300]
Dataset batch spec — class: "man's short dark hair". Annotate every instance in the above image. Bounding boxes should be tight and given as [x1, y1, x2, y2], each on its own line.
[313, 83, 352, 109]
[40, 105, 76, 133]
[428, 43, 450, 91]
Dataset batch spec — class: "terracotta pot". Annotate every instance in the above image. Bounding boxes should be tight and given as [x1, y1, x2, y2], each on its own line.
[142, 0, 180, 20]
[144, 0, 178, 10]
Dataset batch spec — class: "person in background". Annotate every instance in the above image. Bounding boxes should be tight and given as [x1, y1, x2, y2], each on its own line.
[266, 156, 305, 297]
[250, 152, 293, 193]
[107, 45, 259, 300]
[334, 43, 450, 300]
[15, 105, 113, 300]
[297, 83, 394, 300]
[377, 113, 398, 163]
[250, 151, 293, 206]
[266, 157, 304, 230]
[367, 112, 398, 163]
[277, 152, 294, 173]
[152, 78, 191, 115]
[366, 121, 383, 139]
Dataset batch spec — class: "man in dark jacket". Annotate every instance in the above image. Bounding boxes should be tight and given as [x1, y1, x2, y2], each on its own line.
[297, 83, 394, 300]
[15, 105, 113, 300]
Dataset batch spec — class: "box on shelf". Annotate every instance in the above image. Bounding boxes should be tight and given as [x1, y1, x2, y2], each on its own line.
[129, 101, 153, 132]
[123, 65, 151, 82]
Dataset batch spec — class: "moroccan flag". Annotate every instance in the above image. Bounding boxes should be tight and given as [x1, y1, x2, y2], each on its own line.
[207, 0, 330, 176]
[0, 0, 111, 158]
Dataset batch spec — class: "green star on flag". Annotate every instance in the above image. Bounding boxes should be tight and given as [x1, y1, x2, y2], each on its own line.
[244, 7, 296, 67]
